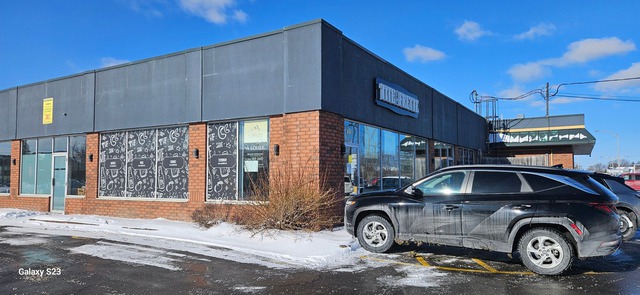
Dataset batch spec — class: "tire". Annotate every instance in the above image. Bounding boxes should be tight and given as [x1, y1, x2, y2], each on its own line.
[357, 215, 395, 253]
[518, 228, 573, 275]
[619, 210, 638, 241]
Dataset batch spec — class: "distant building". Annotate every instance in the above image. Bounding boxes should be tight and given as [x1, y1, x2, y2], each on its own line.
[487, 114, 596, 169]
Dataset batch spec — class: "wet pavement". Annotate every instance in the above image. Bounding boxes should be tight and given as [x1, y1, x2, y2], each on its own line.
[1, 225, 640, 294]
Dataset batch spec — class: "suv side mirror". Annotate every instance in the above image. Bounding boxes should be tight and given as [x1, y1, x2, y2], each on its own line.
[405, 186, 424, 197]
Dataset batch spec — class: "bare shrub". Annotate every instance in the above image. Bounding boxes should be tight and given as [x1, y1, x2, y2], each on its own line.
[240, 161, 342, 232]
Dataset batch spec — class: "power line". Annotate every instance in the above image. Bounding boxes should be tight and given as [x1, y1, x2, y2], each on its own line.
[554, 94, 640, 102]
[551, 76, 640, 96]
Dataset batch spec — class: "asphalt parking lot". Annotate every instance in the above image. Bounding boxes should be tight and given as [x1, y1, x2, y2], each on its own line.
[2, 225, 640, 295]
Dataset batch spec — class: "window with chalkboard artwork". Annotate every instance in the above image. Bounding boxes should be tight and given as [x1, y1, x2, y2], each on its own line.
[207, 119, 269, 201]
[98, 126, 189, 199]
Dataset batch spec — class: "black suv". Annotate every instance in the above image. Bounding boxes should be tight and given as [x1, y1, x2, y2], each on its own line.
[345, 165, 622, 275]
[592, 173, 640, 241]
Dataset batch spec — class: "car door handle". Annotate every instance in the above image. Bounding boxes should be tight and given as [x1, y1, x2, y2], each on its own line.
[444, 205, 460, 210]
[513, 204, 532, 210]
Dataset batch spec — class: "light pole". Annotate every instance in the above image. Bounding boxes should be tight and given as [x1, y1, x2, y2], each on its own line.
[595, 130, 620, 168]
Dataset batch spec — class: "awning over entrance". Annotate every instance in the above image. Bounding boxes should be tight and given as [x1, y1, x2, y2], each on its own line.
[488, 114, 596, 156]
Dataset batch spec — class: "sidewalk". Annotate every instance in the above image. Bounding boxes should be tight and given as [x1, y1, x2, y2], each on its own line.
[0, 208, 362, 270]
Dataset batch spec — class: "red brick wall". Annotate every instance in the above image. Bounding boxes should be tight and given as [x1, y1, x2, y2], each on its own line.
[3, 112, 346, 222]
[269, 111, 344, 197]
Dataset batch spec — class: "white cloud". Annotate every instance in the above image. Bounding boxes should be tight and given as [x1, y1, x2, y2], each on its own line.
[455, 21, 491, 41]
[101, 57, 130, 68]
[507, 37, 636, 82]
[559, 37, 636, 65]
[594, 62, 640, 92]
[403, 45, 446, 63]
[514, 23, 556, 40]
[125, 0, 167, 18]
[179, 0, 248, 24]
[232, 9, 248, 23]
[507, 62, 551, 83]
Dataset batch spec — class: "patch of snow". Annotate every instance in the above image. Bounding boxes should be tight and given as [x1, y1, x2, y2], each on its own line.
[0, 235, 49, 246]
[70, 241, 182, 270]
[233, 286, 267, 293]
[377, 265, 446, 288]
[0, 208, 367, 271]
[0, 209, 41, 219]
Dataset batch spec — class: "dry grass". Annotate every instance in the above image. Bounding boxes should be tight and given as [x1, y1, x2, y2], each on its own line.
[192, 203, 242, 228]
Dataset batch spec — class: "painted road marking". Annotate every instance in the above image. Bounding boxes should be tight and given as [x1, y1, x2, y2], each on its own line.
[416, 256, 431, 267]
[360, 255, 534, 275]
[472, 258, 498, 273]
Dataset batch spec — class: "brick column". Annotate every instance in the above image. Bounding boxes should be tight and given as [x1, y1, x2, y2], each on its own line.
[10, 140, 20, 197]
[188, 123, 207, 203]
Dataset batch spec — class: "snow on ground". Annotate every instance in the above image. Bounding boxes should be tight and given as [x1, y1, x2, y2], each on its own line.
[0, 208, 456, 289]
[0, 208, 365, 270]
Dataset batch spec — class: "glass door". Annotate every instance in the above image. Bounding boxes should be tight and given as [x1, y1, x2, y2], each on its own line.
[51, 155, 67, 213]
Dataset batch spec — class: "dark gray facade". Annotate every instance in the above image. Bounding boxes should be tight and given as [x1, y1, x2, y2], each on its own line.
[0, 19, 486, 151]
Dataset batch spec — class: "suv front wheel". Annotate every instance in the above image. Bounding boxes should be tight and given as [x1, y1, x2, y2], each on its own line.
[357, 215, 395, 253]
[518, 228, 573, 275]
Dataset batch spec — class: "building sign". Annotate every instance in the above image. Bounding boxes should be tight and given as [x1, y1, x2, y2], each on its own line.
[491, 129, 593, 144]
[42, 98, 53, 125]
[375, 78, 419, 118]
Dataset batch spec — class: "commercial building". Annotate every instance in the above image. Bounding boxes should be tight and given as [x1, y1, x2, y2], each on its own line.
[488, 114, 595, 168]
[0, 20, 487, 221]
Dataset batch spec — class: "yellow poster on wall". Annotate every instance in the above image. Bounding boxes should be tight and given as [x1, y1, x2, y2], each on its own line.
[43, 98, 53, 125]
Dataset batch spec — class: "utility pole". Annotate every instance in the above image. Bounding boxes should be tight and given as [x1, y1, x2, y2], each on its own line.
[545, 82, 550, 117]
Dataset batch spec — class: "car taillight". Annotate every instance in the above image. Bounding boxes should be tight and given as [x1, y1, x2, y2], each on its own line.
[588, 202, 617, 214]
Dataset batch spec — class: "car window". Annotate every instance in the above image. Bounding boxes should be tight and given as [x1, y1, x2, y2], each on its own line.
[414, 171, 467, 195]
[522, 173, 565, 192]
[471, 171, 523, 193]
[604, 178, 637, 194]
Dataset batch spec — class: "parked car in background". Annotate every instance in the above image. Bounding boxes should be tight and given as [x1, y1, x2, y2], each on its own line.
[592, 173, 640, 241]
[621, 173, 640, 191]
[360, 176, 412, 193]
[345, 165, 622, 275]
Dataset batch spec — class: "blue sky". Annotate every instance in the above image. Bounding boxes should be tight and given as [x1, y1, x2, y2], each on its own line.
[1, 0, 639, 169]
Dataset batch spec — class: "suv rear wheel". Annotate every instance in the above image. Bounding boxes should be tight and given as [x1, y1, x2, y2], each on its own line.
[357, 215, 395, 253]
[518, 228, 573, 275]
[619, 210, 637, 241]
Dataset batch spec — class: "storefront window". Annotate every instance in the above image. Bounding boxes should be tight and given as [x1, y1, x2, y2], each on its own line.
[241, 119, 269, 198]
[68, 136, 86, 195]
[207, 122, 239, 200]
[361, 125, 381, 191]
[20, 140, 37, 194]
[381, 130, 399, 189]
[20, 137, 85, 196]
[207, 119, 269, 201]
[0, 142, 10, 194]
[344, 121, 359, 145]
[400, 136, 415, 182]
[127, 129, 156, 198]
[157, 127, 189, 199]
[99, 127, 188, 199]
[345, 120, 428, 193]
[415, 138, 428, 179]
[35, 138, 52, 194]
[99, 132, 127, 197]
[434, 141, 454, 170]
